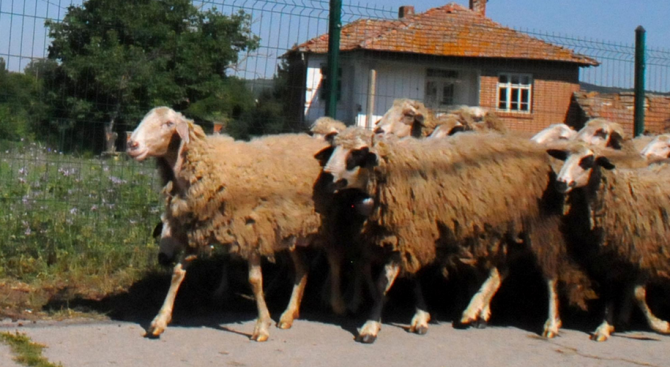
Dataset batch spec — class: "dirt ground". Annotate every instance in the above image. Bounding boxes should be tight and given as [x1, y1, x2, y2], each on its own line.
[2, 314, 669, 367]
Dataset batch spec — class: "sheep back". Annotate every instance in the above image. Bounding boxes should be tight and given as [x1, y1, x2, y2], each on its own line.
[169, 132, 327, 259]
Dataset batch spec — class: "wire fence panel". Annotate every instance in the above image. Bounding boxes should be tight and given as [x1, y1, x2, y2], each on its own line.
[0, 0, 669, 285]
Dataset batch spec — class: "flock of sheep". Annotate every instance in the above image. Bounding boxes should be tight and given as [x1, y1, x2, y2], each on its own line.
[125, 98, 670, 344]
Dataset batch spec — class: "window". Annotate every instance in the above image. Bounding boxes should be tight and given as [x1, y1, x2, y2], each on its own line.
[319, 66, 342, 102]
[497, 73, 532, 113]
[425, 69, 458, 110]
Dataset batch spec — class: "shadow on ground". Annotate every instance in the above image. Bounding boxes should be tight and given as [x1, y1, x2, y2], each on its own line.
[39, 250, 670, 340]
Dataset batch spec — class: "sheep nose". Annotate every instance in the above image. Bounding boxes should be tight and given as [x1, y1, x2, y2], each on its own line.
[127, 140, 139, 150]
[554, 180, 573, 194]
[374, 127, 385, 134]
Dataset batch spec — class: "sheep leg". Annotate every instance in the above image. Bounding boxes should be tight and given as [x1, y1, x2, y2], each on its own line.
[248, 254, 271, 342]
[146, 262, 187, 337]
[211, 260, 230, 304]
[356, 261, 400, 344]
[542, 279, 562, 338]
[278, 250, 309, 329]
[634, 284, 670, 334]
[460, 267, 503, 327]
[409, 277, 430, 335]
[591, 301, 615, 342]
[348, 260, 374, 313]
[326, 250, 347, 315]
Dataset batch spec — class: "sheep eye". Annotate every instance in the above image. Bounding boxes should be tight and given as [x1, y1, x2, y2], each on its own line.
[579, 155, 595, 169]
[166, 121, 174, 127]
[346, 148, 369, 170]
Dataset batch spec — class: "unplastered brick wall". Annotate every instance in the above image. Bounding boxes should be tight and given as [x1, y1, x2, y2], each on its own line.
[479, 65, 580, 135]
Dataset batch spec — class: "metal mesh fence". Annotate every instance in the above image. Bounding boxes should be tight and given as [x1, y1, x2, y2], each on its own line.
[0, 0, 669, 267]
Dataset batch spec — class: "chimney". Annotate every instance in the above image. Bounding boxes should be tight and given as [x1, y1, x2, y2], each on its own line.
[398, 5, 415, 19]
[469, 0, 487, 16]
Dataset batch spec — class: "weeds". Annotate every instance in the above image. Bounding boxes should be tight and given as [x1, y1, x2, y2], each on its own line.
[0, 331, 63, 367]
[0, 141, 163, 313]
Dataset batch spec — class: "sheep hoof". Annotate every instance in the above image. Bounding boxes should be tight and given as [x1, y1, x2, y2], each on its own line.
[411, 325, 428, 335]
[590, 333, 609, 342]
[276, 318, 293, 330]
[356, 334, 377, 344]
[356, 321, 381, 344]
[251, 320, 271, 342]
[591, 322, 614, 342]
[474, 319, 488, 329]
[542, 329, 558, 339]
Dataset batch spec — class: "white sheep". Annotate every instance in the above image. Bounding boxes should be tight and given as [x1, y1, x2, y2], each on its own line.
[127, 107, 344, 341]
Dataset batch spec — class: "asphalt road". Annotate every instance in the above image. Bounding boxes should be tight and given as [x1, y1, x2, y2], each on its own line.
[1, 314, 668, 367]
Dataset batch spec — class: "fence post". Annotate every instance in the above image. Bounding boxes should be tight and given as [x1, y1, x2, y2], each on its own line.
[326, 0, 342, 119]
[634, 25, 646, 137]
[366, 69, 377, 130]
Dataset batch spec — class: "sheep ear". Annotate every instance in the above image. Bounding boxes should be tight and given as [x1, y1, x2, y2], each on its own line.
[152, 221, 164, 238]
[608, 131, 624, 149]
[176, 121, 190, 144]
[363, 149, 378, 168]
[596, 156, 615, 170]
[324, 131, 338, 144]
[314, 146, 335, 167]
[546, 149, 568, 161]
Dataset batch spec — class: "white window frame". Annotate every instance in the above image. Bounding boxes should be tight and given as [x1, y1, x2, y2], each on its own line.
[496, 73, 532, 113]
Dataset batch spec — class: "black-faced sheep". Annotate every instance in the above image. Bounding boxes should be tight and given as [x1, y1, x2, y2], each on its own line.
[127, 107, 345, 342]
[322, 127, 593, 343]
[549, 144, 670, 341]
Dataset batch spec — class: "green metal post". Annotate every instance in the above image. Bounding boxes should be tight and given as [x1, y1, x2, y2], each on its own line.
[634, 25, 646, 137]
[326, 0, 342, 118]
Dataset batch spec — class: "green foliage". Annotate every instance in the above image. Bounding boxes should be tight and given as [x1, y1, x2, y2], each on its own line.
[229, 59, 296, 139]
[0, 58, 48, 142]
[0, 331, 63, 367]
[43, 0, 260, 152]
[0, 143, 160, 290]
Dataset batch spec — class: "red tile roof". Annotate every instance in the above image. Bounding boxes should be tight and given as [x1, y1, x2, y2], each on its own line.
[573, 91, 670, 134]
[291, 3, 598, 66]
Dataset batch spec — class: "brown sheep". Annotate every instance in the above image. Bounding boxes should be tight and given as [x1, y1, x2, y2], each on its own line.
[549, 144, 670, 341]
[322, 127, 593, 343]
[127, 107, 342, 342]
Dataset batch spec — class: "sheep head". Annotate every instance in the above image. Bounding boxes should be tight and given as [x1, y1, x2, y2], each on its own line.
[531, 124, 577, 145]
[547, 145, 615, 194]
[573, 118, 625, 149]
[322, 127, 377, 192]
[640, 134, 670, 163]
[374, 99, 427, 138]
[310, 116, 347, 143]
[127, 106, 193, 161]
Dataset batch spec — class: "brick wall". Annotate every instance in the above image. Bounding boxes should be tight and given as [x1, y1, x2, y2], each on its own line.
[480, 64, 581, 136]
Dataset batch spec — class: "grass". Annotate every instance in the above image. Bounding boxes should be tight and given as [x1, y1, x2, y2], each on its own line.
[0, 140, 164, 316]
[0, 331, 62, 367]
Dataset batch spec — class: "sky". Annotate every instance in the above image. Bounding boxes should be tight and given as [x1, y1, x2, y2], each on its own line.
[1, 0, 668, 90]
[378, 0, 670, 49]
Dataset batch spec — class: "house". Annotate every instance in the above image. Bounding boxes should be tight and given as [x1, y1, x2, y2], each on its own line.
[572, 90, 670, 135]
[283, 0, 599, 134]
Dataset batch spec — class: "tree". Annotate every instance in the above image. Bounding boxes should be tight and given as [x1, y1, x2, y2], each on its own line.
[43, 0, 259, 152]
[0, 58, 49, 143]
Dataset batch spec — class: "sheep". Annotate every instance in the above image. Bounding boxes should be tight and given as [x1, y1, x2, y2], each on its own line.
[548, 144, 670, 341]
[321, 127, 593, 343]
[309, 116, 347, 142]
[640, 134, 670, 163]
[373, 99, 506, 139]
[127, 107, 344, 342]
[530, 124, 577, 145]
